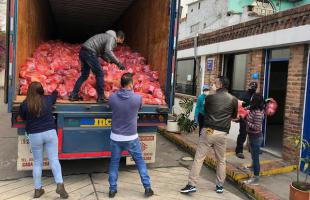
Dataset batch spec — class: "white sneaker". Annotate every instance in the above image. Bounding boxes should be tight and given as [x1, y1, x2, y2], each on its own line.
[243, 176, 259, 185]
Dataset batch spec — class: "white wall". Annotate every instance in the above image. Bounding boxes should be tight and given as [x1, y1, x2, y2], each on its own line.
[178, 0, 258, 40]
[0, 70, 4, 88]
[0, 0, 6, 31]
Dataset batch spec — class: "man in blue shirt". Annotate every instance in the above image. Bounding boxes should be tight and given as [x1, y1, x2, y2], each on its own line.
[108, 73, 154, 198]
[194, 85, 210, 136]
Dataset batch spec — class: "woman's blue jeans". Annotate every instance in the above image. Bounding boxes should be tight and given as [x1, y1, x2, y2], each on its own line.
[28, 129, 63, 189]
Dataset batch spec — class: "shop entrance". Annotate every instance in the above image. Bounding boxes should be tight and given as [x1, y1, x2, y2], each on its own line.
[263, 48, 290, 156]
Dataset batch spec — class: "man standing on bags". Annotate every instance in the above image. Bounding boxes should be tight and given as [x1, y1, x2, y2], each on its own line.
[69, 30, 126, 103]
[108, 73, 154, 198]
[180, 77, 238, 194]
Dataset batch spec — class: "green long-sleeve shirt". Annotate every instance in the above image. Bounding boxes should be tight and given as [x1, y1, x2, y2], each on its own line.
[194, 94, 206, 120]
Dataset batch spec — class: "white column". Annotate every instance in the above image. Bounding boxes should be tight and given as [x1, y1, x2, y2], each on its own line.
[200, 55, 206, 93]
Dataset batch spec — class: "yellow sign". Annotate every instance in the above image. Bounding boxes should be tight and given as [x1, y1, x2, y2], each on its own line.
[80, 118, 112, 127]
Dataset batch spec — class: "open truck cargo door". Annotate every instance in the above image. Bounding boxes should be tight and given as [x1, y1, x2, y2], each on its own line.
[9, 0, 179, 164]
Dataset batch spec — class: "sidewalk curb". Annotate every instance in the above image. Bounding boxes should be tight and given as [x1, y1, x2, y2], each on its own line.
[159, 128, 296, 200]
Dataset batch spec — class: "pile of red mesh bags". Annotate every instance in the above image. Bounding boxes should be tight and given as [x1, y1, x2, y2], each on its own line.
[19, 41, 166, 105]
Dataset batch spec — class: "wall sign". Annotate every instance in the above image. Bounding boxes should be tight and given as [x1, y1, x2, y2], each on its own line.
[207, 58, 215, 72]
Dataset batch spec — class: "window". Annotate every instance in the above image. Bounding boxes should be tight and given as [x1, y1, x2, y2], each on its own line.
[232, 54, 248, 91]
[191, 8, 193, 12]
[175, 59, 196, 95]
[271, 48, 290, 59]
[203, 23, 207, 29]
[223, 53, 249, 98]
[198, 3, 201, 9]
[252, 0, 275, 16]
[190, 23, 199, 33]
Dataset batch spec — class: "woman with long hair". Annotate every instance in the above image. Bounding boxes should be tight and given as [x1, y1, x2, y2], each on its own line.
[19, 82, 68, 199]
[243, 93, 265, 185]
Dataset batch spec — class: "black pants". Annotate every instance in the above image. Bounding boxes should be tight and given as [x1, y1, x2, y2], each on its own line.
[198, 113, 205, 136]
[235, 119, 247, 154]
[72, 47, 104, 98]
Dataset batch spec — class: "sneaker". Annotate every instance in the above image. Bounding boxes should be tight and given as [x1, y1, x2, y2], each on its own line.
[215, 185, 223, 193]
[145, 188, 154, 197]
[180, 184, 197, 194]
[243, 176, 259, 185]
[69, 94, 83, 101]
[236, 153, 245, 159]
[109, 190, 117, 198]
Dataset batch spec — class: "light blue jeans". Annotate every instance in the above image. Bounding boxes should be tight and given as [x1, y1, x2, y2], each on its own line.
[28, 129, 63, 189]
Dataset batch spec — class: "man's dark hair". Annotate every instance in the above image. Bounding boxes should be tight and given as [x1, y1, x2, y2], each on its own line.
[117, 30, 125, 39]
[121, 73, 133, 87]
[218, 76, 230, 89]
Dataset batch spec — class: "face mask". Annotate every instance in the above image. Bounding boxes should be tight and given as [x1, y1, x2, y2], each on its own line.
[211, 84, 217, 91]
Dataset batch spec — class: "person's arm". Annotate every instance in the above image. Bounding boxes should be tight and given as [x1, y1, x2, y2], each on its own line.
[139, 96, 143, 111]
[194, 95, 202, 122]
[18, 103, 26, 120]
[232, 97, 238, 119]
[51, 90, 58, 105]
[104, 39, 125, 70]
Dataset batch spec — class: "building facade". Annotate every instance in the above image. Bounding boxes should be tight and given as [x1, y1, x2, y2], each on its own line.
[176, 4, 310, 162]
[179, 0, 310, 40]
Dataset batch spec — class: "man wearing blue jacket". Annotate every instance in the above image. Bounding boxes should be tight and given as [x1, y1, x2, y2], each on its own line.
[194, 85, 210, 136]
[108, 73, 154, 198]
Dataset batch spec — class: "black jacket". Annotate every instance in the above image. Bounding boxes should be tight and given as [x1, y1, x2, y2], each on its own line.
[204, 88, 238, 133]
[19, 91, 58, 134]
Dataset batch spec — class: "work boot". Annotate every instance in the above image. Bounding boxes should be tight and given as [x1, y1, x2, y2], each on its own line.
[109, 190, 117, 198]
[69, 93, 83, 101]
[97, 96, 108, 104]
[34, 188, 45, 198]
[236, 153, 245, 159]
[144, 188, 154, 197]
[56, 183, 69, 199]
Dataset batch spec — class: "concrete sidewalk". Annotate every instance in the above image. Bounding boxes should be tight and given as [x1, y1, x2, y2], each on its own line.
[0, 167, 245, 200]
[159, 127, 297, 200]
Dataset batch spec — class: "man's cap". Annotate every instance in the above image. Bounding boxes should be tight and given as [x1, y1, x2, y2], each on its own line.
[202, 84, 209, 91]
[249, 82, 258, 90]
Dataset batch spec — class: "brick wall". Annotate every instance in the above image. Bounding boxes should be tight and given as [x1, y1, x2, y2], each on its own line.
[204, 54, 222, 86]
[246, 50, 265, 94]
[283, 44, 308, 162]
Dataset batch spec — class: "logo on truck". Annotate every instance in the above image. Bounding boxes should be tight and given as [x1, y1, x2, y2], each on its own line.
[80, 118, 112, 127]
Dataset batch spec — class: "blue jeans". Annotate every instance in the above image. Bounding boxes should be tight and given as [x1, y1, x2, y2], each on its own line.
[109, 138, 151, 192]
[249, 136, 263, 176]
[72, 47, 104, 98]
[28, 129, 63, 189]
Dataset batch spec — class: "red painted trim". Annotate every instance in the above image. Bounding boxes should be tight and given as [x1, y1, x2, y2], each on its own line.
[10, 0, 14, 17]
[58, 151, 129, 159]
[12, 124, 25, 128]
[57, 128, 63, 153]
